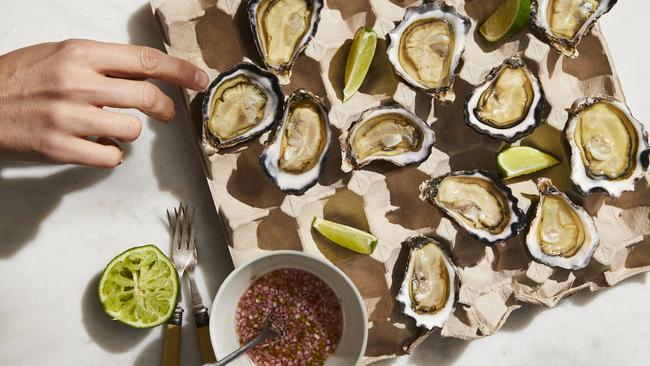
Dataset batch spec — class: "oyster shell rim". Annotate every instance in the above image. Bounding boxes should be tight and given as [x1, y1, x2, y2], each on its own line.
[396, 235, 459, 330]
[259, 88, 332, 196]
[525, 177, 600, 270]
[385, 1, 471, 102]
[340, 104, 436, 171]
[563, 95, 650, 198]
[420, 170, 527, 246]
[463, 56, 545, 143]
[201, 62, 284, 152]
[530, 0, 618, 58]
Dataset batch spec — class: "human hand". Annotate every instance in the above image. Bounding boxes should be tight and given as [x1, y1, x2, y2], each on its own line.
[0, 39, 208, 168]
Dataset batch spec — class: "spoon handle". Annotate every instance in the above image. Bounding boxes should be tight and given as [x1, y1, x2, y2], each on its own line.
[206, 329, 270, 366]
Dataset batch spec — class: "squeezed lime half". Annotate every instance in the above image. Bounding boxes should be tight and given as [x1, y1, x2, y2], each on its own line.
[312, 217, 378, 254]
[343, 27, 378, 102]
[497, 146, 560, 179]
[98, 245, 179, 328]
[479, 0, 531, 42]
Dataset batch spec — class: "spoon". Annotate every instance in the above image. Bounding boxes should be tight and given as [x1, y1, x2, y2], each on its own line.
[204, 312, 281, 366]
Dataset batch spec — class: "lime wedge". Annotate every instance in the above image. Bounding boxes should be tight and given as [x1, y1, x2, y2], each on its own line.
[98, 245, 179, 328]
[479, 0, 531, 42]
[497, 146, 560, 179]
[343, 27, 378, 102]
[312, 217, 378, 254]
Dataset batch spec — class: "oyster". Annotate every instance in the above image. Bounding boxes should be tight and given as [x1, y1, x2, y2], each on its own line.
[260, 89, 331, 195]
[341, 105, 435, 171]
[201, 63, 284, 151]
[530, 0, 618, 58]
[526, 178, 599, 269]
[420, 170, 526, 245]
[248, 0, 324, 83]
[386, 2, 470, 102]
[464, 56, 544, 142]
[397, 236, 458, 330]
[564, 96, 650, 197]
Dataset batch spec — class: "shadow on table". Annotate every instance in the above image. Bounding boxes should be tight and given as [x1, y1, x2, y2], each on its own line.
[0, 164, 111, 258]
[82, 273, 151, 353]
[373, 330, 468, 366]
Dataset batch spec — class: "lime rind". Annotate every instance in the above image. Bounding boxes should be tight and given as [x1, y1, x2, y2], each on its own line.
[312, 217, 378, 254]
[479, 0, 531, 42]
[98, 245, 179, 328]
[343, 27, 377, 102]
[497, 146, 560, 179]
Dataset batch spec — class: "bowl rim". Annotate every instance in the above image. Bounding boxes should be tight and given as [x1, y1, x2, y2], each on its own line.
[209, 250, 368, 365]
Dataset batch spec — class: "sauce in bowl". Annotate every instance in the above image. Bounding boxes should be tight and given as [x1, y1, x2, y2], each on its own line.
[235, 268, 343, 366]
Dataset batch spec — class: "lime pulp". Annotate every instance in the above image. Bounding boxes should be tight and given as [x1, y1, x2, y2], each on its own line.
[312, 217, 378, 254]
[479, 0, 531, 43]
[343, 27, 378, 102]
[497, 146, 560, 179]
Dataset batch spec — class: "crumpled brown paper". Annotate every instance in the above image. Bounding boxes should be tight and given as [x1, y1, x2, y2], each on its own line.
[149, 0, 650, 363]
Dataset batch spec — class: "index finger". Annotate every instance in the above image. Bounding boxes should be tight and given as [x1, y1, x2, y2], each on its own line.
[88, 42, 209, 91]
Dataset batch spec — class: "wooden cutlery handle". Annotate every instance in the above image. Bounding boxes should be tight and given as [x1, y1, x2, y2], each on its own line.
[195, 310, 217, 363]
[162, 309, 183, 366]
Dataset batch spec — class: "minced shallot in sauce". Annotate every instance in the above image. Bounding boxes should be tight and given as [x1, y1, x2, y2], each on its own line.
[235, 268, 343, 366]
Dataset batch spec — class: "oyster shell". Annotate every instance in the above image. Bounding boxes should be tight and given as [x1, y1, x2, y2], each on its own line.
[530, 0, 618, 58]
[464, 56, 544, 142]
[340, 105, 436, 171]
[420, 170, 526, 245]
[201, 63, 284, 151]
[386, 2, 470, 102]
[397, 236, 458, 330]
[564, 96, 650, 197]
[248, 0, 324, 83]
[526, 178, 599, 269]
[260, 89, 331, 195]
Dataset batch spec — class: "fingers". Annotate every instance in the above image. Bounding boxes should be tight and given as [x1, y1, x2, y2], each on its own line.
[84, 41, 208, 91]
[40, 134, 123, 168]
[64, 107, 142, 142]
[87, 78, 175, 122]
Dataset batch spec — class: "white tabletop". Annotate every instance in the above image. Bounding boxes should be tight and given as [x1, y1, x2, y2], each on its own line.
[0, 1, 648, 365]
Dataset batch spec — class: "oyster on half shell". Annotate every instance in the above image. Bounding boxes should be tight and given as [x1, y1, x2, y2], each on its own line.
[248, 0, 324, 83]
[340, 105, 435, 172]
[526, 178, 599, 269]
[530, 0, 617, 58]
[260, 89, 331, 195]
[420, 170, 526, 245]
[564, 96, 650, 197]
[464, 56, 544, 142]
[397, 236, 458, 330]
[386, 2, 470, 102]
[201, 63, 284, 152]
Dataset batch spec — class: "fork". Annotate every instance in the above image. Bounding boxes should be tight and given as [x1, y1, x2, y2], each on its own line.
[165, 204, 217, 364]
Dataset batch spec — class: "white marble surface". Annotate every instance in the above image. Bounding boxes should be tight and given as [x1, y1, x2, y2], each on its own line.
[0, 1, 648, 365]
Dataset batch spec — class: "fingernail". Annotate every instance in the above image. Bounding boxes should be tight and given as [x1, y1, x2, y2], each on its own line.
[195, 70, 209, 90]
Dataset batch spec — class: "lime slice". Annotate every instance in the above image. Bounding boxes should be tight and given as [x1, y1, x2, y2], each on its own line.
[98, 245, 179, 328]
[312, 217, 378, 254]
[479, 0, 531, 42]
[497, 146, 560, 179]
[343, 27, 378, 102]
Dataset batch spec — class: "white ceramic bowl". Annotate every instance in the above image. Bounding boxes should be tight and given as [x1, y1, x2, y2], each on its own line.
[210, 250, 367, 366]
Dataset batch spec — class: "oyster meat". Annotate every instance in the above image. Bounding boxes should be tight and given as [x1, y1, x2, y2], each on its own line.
[260, 89, 331, 195]
[526, 178, 599, 269]
[202, 63, 284, 151]
[248, 0, 324, 83]
[564, 96, 650, 197]
[530, 0, 617, 58]
[386, 2, 470, 102]
[420, 170, 526, 245]
[464, 56, 544, 142]
[341, 105, 435, 171]
[397, 236, 457, 330]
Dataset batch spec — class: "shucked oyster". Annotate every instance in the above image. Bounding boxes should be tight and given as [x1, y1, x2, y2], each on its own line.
[260, 89, 331, 195]
[464, 56, 544, 142]
[564, 96, 650, 197]
[530, 0, 617, 58]
[526, 178, 599, 269]
[420, 170, 526, 245]
[341, 105, 435, 171]
[202, 63, 283, 151]
[386, 2, 470, 102]
[397, 236, 458, 330]
[248, 0, 324, 83]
